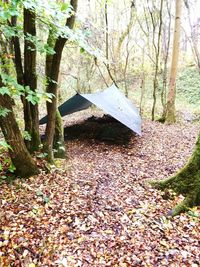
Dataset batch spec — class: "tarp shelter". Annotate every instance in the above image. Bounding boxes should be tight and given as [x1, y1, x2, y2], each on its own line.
[39, 85, 142, 135]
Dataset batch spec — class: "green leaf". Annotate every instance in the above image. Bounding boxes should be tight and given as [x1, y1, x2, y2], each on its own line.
[36, 190, 43, 197]
[36, 152, 48, 159]
[0, 140, 12, 151]
[8, 162, 16, 173]
[0, 87, 10, 96]
[43, 196, 50, 203]
[80, 47, 85, 54]
[61, 2, 69, 11]
[32, 208, 38, 214]
[0, 107, 10, 117]
[23, 131, 32, 141]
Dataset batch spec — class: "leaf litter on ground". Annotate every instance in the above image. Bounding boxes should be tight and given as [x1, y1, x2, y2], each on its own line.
[0, 118, 200, 266]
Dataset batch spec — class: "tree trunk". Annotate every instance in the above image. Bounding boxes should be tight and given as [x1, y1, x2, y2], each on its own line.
[151, 0, 163, 121]
[164, 0, 182, 124]
[151, 133, 200, 216]
[11, 16, 24, 86]
[45, 31, 66, 159]
[53, 111, 66, 158]
[184, 0, 200, 72]
[44, 38, 65, 162]
[44, 0, 78, 162]
[23, 8, 40, 152]
[104, 0, 118, 87]
[0, 94, 39, 177]
[160, 1, 172, 115]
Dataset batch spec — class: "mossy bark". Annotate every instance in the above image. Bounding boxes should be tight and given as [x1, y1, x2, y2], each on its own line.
[165, 99, 176, 124]
[23, 8, 41, 152]
[0, 95, 39, 178]
[53, 111, 66, 158]
[151, 133, 200, 216]
[44, 0, 78, 162]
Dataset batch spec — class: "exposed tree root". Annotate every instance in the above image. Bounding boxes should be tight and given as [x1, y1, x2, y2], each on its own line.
[151, 132, 200, 216]
[151, 174, 200, 216]
[167, 193, 198, 216]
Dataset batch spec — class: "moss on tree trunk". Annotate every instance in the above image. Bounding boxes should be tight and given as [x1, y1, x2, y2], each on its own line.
[23, 8, 41, 152]
[0, 95, 39, 178]
[151, 133, 200, 216]
[53, 111, 66, 158]
[165, 99, 176, 124]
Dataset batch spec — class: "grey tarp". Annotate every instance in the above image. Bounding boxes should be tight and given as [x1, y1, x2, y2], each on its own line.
[39, 94, 92, 125]
[39, 85, 141, 135]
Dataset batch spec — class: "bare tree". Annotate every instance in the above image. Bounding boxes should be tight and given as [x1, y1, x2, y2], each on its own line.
[184, 0, 200, 71]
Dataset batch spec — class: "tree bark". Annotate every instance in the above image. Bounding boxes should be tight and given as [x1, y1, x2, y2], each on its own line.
[164, 0, 182, 123]
[44, 0, 78, 162]
[0, 93, 39, 177]
[45, 31, 66, 159]
[161, 1, 172, 114]
[184, 0, 200, 72]
[23, 8, 40, 152]
[151, 0, 164, 121]
[53, 111, 66, 158]
[11, 16, 24, 86]
[151, 132, 200, 216]
[104, 0, 118, 87]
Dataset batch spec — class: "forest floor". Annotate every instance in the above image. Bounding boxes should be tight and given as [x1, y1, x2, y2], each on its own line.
[0, 116, 200, 266]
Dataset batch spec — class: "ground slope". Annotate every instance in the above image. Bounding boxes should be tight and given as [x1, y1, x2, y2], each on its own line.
[0, 120, 200, 266]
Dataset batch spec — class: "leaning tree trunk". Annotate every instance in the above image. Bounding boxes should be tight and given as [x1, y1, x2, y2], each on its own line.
[44, 0, 78, 162]
[45, 31, 66, 159]
[151, 133, 200, 216]
[0, 94, 39, 177]
[23, 8, 41, 152]
[44, 39, 65, 162]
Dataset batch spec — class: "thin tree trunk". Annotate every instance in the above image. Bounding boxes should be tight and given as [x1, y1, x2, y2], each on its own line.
[184, 0, 200, 72]
[161, 1, 171, 112]
[115, 1, 135, 61]
[104, 0, 118, 87]
[151, 0, 164, 121]
[53, 111, 66, 158]
[11, 16, 24, 86]
[45, 31, 66, 159]
[44, 0, 78, 162]
[23, 8, 40, 152]
[165, 0, 182, 123]
[139, 48, 145, 116]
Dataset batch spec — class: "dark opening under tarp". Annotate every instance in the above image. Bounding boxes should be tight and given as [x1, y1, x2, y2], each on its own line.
[39, 85, 142, 135]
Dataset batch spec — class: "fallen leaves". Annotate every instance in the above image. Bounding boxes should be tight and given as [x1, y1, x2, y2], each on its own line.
[0, 119, 200, 266]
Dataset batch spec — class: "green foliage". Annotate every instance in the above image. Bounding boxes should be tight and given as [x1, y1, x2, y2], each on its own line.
[0, 107, 10, 117]
[36, 152, 48, 159]
[0, 140, 12, 151]
[0, 72, 24, 97]
[177, 67, 200, 105]
[0, 0, 19, 22]
[23, 131, 32, 141]
[24, 33, 56, 55]
[36, 190, 50, 203]
[0, 86, 11, 96]
[25, 87, 54, 105]
[0, 139, 16, 179]
[0, 71, 54, 104]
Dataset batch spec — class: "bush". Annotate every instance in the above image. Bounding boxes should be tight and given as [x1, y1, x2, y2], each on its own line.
[177, 67, 200, 105]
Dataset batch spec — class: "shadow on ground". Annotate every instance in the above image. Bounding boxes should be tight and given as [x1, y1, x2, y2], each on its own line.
[64, 115, 134, 145]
